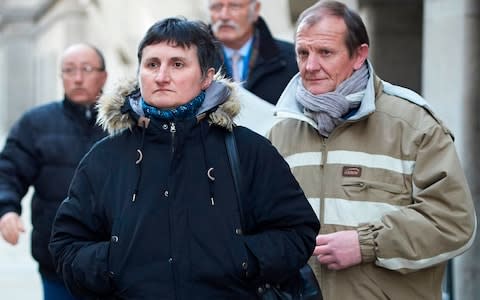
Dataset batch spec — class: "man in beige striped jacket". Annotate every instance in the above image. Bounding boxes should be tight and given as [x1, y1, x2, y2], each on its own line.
[268, 1, 476, 299]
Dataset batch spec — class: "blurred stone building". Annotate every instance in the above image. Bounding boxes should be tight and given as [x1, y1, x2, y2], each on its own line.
[0, 0, 478, 299]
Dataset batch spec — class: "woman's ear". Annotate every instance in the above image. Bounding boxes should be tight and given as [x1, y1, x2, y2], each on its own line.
[201, 67, 216, 90]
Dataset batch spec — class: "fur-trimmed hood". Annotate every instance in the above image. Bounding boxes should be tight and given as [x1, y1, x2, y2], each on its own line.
[97, 75, 240, 136]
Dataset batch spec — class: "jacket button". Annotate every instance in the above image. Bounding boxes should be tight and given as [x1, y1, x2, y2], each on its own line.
[241, 262, 248, 270]
[108, 271, 115, 278]
[164, 190, 169, 197]
[111, 236, 119, 243]
[235, 228, 242, 235]
[257, 287, 264, 294]
[162, 124, 169, 130]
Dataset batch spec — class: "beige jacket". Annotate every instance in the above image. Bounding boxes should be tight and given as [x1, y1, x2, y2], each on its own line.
[268, 65, 476, 300]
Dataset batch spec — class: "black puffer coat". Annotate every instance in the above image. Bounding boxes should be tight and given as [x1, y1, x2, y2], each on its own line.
[0, 98, 106, 280]
[49, 79, 319, 299]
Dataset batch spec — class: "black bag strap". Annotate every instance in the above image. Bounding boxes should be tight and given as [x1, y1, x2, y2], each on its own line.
[225, 130, 246, 230]
[225, 130, 323, 300]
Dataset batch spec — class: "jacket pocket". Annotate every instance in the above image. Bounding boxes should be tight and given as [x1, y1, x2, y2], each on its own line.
[342, 179, 404, 193]
[188, 210, 250, 283]
[341, 178, 410, 206]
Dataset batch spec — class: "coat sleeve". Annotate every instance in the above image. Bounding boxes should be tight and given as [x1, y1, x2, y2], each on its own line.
[358, 122, 476, 273]
[0, 112, 40, 217]
[236, 128, 320, 283]
[49, 157, 113, 298]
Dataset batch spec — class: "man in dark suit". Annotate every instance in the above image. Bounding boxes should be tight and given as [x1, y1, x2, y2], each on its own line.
[208, 0, 298, 104]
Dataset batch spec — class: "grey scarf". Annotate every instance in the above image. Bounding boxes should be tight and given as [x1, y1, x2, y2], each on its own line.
[296, 63, 369, 137]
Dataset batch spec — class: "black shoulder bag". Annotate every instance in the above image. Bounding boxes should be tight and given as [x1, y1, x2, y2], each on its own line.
[225, 131, 323, 300]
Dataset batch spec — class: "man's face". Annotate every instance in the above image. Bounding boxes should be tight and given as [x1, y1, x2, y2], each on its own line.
[61, 45, 107, 105]
[138, 42, 214, 109]
[295, 15, 367, 95]
[209, 0, 260, 49]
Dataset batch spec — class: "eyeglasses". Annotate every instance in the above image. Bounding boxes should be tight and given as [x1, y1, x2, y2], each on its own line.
[61, 65, 104, 77]
[209, 1, 253, 13]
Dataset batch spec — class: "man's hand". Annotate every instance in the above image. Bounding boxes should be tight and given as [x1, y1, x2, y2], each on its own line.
[313, 230, 361, 270]
[0, 212, 25, 245]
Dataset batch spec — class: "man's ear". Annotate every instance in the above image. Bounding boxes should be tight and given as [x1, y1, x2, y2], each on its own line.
[353, 44, 369, 70]
[202, 67, 216, 90]
[100, 71, 108, 86]
[254, 1, 261, 20]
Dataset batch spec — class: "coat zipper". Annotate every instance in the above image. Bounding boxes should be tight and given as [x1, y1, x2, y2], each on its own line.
[319, 134, 332, 296]
[170, 122, 176, 154]
[168, 121, 179, 300]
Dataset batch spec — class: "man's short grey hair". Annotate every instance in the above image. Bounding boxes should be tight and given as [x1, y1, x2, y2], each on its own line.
[295, 0, 369, 57]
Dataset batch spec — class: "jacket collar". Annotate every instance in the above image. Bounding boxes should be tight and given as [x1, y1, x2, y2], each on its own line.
[274, 61, 378, 126]
[254, 17, 281, 60]
[274, 61, 441, 134]
[63, 96, 98, 124]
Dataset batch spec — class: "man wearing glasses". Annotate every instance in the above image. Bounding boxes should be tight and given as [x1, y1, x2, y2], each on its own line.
[0, 43, 107, 299]
[208, 0, 298, 105]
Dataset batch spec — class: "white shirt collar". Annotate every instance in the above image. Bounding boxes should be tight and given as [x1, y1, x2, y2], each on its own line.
[223, 37, 254, 59]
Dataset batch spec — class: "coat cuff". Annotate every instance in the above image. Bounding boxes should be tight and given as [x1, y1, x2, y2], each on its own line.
[0, 205, 20, 219]
[357, 224, 379, 263]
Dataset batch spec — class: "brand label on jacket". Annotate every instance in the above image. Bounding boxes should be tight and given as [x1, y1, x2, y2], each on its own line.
[342, 166, 362, 177]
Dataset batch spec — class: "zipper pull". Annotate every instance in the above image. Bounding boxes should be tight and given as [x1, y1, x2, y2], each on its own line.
[170, 122, 176, 154]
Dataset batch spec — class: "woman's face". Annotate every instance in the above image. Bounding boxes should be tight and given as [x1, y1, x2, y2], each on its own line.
[139, 42, 214, 109]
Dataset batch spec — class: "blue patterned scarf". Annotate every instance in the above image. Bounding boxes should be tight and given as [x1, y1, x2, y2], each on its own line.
[141, 91, 206, 121]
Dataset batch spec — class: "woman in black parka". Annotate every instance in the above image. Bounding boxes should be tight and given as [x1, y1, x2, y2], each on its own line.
[49, 17, 319, 300]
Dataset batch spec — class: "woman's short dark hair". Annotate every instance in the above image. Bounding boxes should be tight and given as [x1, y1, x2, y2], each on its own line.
[296, 0, 369, 57]
[137, 17, 221, 77]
